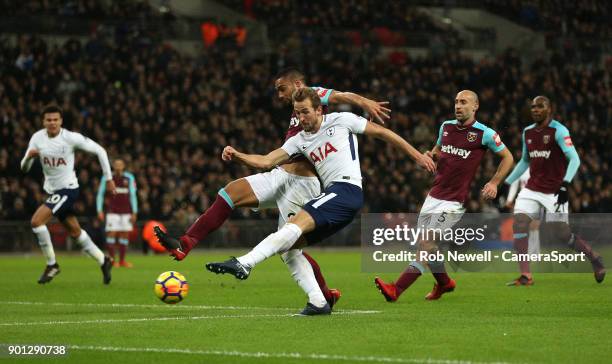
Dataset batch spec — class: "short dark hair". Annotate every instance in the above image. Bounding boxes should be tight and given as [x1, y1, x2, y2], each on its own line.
[41, 104, 63, 119]
[292, 87, 321, 109]
[275, 68, 305, 82]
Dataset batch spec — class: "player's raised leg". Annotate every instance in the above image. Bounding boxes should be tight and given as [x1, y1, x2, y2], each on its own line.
[545, 221, 606, 283]
[31, 205, 60, 284]
[63, 216, 113, 284]
[154, 178, 256, 260]
[206, 209, 315, 279]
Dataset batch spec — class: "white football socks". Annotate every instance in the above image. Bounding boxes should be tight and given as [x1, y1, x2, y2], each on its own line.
[237, 223, 302, 268]
[281, 249, 328, 308]
[32, 225, 56, 265]
[528, 228, 540, 255]
[76, 230, 105, 265]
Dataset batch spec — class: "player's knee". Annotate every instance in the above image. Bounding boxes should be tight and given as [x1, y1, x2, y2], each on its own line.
[217, 186, 238, 208]
[548, 222, 571, 243]
[30, 217, 41, 228]
[513, 214, 530, 233]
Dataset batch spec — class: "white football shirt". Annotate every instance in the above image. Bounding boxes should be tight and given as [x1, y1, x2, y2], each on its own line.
[281, 112, 367, 189]
[21, 128, 112, 194]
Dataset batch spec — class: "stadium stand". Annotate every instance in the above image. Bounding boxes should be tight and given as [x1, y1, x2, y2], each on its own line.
[1, 1, 610, 234]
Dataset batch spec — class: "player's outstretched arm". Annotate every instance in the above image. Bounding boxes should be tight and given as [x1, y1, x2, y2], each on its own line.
[482, 148, 514, 200]
[20, 148, 39, 172]
[363, 122, 436, 173]
[96, 175, 107, 221]
[69, 132, 115, 194]
[330, 91, 391, 124]
[504, 131, 530, 186]
[222, 146, 290, 170]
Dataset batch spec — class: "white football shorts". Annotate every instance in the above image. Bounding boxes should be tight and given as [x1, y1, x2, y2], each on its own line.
[514, 187, 569, 223]
[245, 167, 322, 229]
[105, 213, 133, 232]
[417, 194, 466, 231]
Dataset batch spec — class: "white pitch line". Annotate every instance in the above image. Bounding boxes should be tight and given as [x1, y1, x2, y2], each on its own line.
[0, 309, 378, 327]
[0, 301, 379, 314]
[67, 344, 513, 364]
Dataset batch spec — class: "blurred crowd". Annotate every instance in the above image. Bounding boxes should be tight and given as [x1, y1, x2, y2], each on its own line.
[228, 0, 463, 48]
[0, 0, 159, 19]
[482, 0, 610, 38]
[1, 2, 610, 224]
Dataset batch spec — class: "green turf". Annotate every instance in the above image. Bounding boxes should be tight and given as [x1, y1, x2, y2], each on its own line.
[1, 250, 611, 364]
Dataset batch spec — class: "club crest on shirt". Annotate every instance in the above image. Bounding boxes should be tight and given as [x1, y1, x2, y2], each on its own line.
[326, 127, 335, 137]
[543, 135, 550, 144]
[527, 139, 532, 144]
[467, 131, 478, 142]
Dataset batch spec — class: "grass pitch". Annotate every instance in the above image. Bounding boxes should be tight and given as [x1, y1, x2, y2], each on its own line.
[1, 250, 611, 364]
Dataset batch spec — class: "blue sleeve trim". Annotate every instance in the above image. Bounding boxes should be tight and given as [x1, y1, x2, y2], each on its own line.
[505, 130, 529, 185]
[218, 188, 235, 209]
[436, 120, 455, 145]
[126, 173, 138, 214]
[311, 86, 333, 105]
[482, 126, 505, 153]
[505, 158, 529, 185]
[436, 124, 444, 146]
[563, 148, 580, 182]
[551, 121, 580, 182]
[96, 176, 107, 212]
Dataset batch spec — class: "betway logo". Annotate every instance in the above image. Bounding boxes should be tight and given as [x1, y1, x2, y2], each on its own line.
[440, 145, 471, 159]
[529, 150, 551, 159]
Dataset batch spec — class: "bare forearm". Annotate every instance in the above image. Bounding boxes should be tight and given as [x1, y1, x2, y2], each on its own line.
[330, 91, 365, 107]
[233, 152, 272, 169]
[379, 129, 421, 161]
[489, 154, 514, 186]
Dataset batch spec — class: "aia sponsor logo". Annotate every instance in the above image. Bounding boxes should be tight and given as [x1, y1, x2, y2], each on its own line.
[528, 150, 551, 159]
[309, 142, 337, 163]
[43, 157, 67, 167]
[440, 144, 472, 159]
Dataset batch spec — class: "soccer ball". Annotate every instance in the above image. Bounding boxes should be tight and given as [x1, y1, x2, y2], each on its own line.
[154, 271, 189, 304]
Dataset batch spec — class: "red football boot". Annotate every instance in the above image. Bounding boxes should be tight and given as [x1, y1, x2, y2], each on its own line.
[425, 279, 456, 300]
[327, 288, 342, 309]
[154, 226, 196, 261]
[374, 277, 398, 302]
[506, 275, 534, 287]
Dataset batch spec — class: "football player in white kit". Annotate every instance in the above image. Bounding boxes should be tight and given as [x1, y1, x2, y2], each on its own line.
[154, 69, 391, 310]
[206, 88, 435, 315]
[20, 105, 116, 284]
